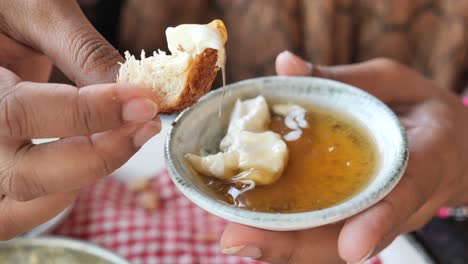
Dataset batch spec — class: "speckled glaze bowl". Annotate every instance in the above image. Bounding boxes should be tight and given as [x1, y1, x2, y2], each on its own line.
[164, 76, 408, 231]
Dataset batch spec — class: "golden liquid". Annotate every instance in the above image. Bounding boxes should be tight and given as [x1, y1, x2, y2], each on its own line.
[203, 108, 378, 213]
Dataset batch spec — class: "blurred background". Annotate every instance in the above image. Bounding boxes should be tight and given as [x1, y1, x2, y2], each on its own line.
[58, 0, 468, 96]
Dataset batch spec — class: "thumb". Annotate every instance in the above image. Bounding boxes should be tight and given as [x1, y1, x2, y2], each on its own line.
[3, 0, 122, 87]
[220, 223, 343, 264]
[275, 50, 314, 76]
[275, 51, 429, 103]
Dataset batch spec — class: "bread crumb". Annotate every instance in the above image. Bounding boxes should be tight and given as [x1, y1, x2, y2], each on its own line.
[138, 191, 159, 210]
[127, 178, 151, 191]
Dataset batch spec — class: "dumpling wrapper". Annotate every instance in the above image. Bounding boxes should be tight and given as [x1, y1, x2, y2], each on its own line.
[186, 131, 288, 185]
[219, 95, 270, 150]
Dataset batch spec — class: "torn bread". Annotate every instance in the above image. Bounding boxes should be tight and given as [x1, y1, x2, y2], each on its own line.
[117, 19, 228, 113]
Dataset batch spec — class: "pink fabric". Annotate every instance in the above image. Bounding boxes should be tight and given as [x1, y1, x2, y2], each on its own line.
[52, 169, 382, 263]
[437, 207, 451, 219]
[463, 97, 468, 106]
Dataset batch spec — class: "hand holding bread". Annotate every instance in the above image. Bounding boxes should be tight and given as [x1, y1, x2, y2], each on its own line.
[118, 20, 228, 113]
[0, 0, 162, 239]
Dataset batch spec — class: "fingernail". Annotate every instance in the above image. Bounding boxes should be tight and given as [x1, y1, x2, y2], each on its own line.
[133, 121, 162, 148]
[346, 248, 374, 264]
[279, 50, 313, 75]
[222, 245, 262, 259]
[123, 99, 158, 122]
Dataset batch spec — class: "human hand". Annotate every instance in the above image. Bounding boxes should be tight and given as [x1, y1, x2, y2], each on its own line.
[220, 51, 468, 263]
[0, 0, 161, 239]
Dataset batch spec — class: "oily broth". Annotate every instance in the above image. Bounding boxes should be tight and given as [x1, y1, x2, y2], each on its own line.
[202, 104, 378, 213]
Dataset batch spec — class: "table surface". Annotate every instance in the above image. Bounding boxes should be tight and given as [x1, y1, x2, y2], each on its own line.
[110, 114, 435, 264]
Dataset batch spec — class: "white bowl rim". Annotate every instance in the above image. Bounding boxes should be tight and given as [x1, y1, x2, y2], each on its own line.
[164, 76, 408, 231]
[1, 236, 130, 264]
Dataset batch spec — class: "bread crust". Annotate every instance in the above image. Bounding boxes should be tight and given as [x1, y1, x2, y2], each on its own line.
[159, 48, 220, 113]
[121, 19, 227, 114]
[158, 20, 227, 113]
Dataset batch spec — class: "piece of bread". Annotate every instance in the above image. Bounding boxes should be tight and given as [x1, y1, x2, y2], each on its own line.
[117, 19, 228, 113]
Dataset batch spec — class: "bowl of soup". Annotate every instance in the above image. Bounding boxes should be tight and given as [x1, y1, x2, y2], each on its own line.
[164, 76, 408, 231]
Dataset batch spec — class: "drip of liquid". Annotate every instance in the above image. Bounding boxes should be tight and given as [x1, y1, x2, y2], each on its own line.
[218, 66, 226, 118]
[222, 170, 258, 206]
[227, 178, 256, 207]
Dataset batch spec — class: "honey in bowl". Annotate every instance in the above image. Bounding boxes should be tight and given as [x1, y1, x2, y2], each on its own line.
[187, 96, 378, 214]
[186, 96, 377, 213]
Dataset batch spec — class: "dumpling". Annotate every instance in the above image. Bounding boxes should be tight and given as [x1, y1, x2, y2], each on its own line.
[220, 95, 270, 150]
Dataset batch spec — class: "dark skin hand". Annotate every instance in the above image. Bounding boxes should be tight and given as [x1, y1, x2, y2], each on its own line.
[220, 51, 468, 263]
[0, 0, 161, 239]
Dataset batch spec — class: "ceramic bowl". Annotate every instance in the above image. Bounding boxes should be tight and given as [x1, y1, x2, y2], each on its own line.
[164, 76, 408, 231]
[0, 236, 130, 264]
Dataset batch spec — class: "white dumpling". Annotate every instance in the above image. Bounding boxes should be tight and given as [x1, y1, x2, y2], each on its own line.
[272, 103, 309, 142]
[220, 96, 270, 150]
[185, 151, 238, 180]
[230, 131, 288, 185]
[186, 95, 291, 187]
[272, 104, 305, 117]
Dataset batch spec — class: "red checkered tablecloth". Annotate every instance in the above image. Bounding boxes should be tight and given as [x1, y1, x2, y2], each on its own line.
[52, 169, 381, 264]
[52, 170, 264, 264]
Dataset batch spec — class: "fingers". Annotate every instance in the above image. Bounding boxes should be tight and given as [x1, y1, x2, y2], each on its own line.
[0, 34, 38, 66]
[221, 223, 344, 264]
[0, 0, 122, 86]
[8, 55, 52, 83]
[275, 51, 431, 104]
[0, 190, 78, 240]
[0, 67, 158, 138]
[275, 50, 314, 76]
[338, 171, 431, 263]
[0, 120, 161, 201]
